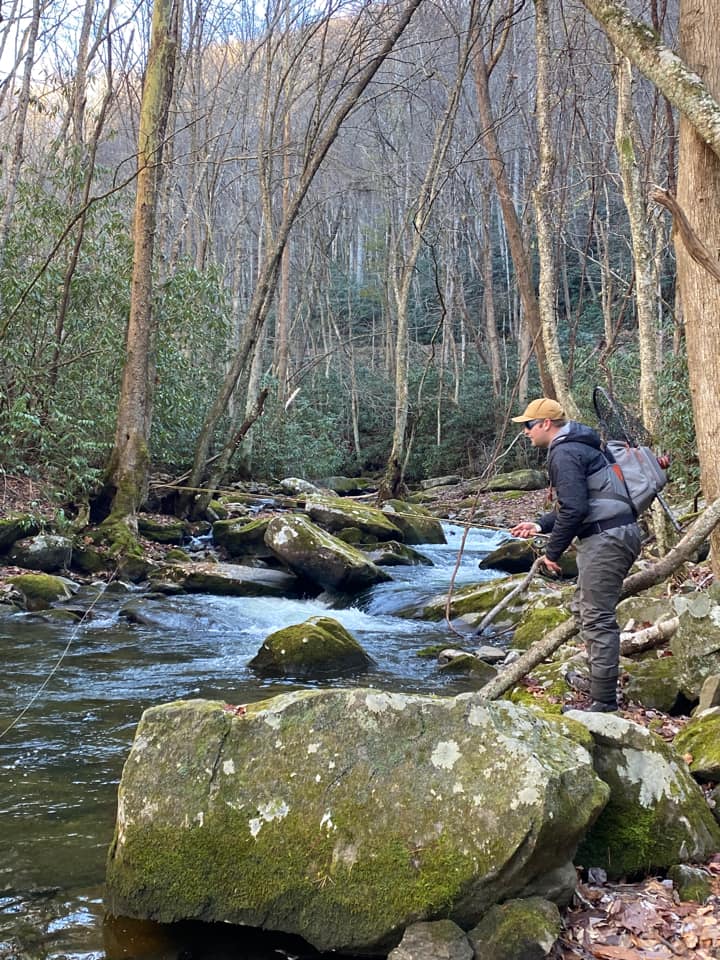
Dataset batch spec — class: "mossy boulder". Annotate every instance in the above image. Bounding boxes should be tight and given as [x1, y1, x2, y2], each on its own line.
[0, 514, 40, 552]
[480, 540, 536, 575]
[7, 534, 73, 572]
[388, 919, 472, 960]
[9, 573, 76, 611]
[264, 515, 390, 593]
[323, 476, 377, 496]
[280, 477, 326, 496]
[212, 518, 273, 559]
[667, 864, 712, 904]
[670, 596, 720, 698]
[420, 476, 462, 490]
[415, 577, 519, 622]
[511, 605, 572, 651]
[160, 561, 303, 597]
[364, 541, 433, 567]
[71, 541, 109, 574]
[437, 654, 497, 683]
[622, 655, 686, 713]
[468, 897, 561, 960]
[477, 469, 546, 493]
[137, 516, 189, 545]
[616, 594, 675, 630]
[570, 712, 720, 879]
[306, 495, 403, 542]
[105, 691, 608, 954]
[248, 617, 374, 679]
[672, 708, 720, 781]
[380, 501, 446, 545]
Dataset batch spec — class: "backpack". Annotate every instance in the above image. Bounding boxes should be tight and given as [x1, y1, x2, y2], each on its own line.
[604, 441, 668, 516]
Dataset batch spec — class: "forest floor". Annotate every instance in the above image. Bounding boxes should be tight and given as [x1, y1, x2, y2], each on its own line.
[2, 471, 720, 958]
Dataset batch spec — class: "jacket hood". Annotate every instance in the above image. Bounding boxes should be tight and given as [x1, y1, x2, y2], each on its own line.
[550, 420, 602, 451]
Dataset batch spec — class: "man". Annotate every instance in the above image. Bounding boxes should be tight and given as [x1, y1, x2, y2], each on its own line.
[509, 397, 641, 712]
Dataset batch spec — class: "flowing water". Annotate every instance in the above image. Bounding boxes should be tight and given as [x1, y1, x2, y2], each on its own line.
[0, 523, 507, 960]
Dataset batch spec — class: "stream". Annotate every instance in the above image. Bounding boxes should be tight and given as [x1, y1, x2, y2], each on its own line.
[0, 523, 508, 960]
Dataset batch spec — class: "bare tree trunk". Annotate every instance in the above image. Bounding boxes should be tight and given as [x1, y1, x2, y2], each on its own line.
[470, 29, 556, 400]
[0, 0, 41, 266]
[532, 0, 580, 418]
[102, 0, 180, 525]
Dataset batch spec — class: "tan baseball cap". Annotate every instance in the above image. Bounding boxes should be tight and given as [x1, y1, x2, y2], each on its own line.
[511, 397, 565, 422]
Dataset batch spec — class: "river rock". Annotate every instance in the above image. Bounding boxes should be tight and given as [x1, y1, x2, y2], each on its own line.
[672, 708, 720, 781]
[9, 573, 77, 611]
[323, 476, 377, 495]
[667, 864, 712, 904]
[105, 691, 608, 954]
[212, 518, 273, 559]
[306, 495, 403, 541]
[264, 515, 391, 592]
[380, 501, 446, 545]
[0, 514, 40, 552]
[248, 616, 374, 678]
[137, 516, 189, 545]
[417, 577, 525, 625]
[468, 897, 561, 960]
[476, 469, 546, 492]
[363, 541, 432, 567]
[670, 596, 720, 698]
[161, 561, 303, 597]
[569, 712, 720, 878]
[280, 477, 327, 496]
[480, 539, 535, 574]
[387, 919, 472, 960]
[420, 476, 462, 490]
[7, 534, 73, 572]
[622, 656, 687, 713]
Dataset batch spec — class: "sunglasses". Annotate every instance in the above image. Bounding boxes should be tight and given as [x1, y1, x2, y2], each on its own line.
[523, 419, 542, 430]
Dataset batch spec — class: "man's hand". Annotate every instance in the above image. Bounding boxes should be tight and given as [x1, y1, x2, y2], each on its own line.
[510, 521, 541, 539]
[538, 555, 562, 576]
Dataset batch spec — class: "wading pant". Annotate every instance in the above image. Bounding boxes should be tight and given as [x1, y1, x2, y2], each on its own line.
[575, 523, 642, 704]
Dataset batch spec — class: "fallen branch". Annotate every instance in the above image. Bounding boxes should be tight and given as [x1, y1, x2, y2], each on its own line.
[477, 496, 720, 701]
[619, 616, 679, 656]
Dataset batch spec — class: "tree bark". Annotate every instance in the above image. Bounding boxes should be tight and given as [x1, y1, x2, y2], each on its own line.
[532, 0, 580, 419]
[103, 0, 180, 522]
[675, 0, 720, 576]
[580, 0, 720, 162]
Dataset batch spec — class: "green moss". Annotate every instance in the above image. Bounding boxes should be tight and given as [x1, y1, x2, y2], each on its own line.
[9, 573, 73, 610]
[419, 578, 517, 621]
[511, 607, 571, 651]
[469, 897, 561, 960]
[94, 515, 143, 558]
[248, 617, 373, 678]
[673, 712, 720, 781]
[165, 548, 190, 563]
[415, 644, 454, 659]
[667, 864, 712, 904]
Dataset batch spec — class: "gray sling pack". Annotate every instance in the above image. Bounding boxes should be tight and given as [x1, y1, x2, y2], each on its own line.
[604, 441, 668, 516]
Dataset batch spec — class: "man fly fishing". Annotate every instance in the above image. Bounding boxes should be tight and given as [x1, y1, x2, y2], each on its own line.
[509, 397, 641, 713]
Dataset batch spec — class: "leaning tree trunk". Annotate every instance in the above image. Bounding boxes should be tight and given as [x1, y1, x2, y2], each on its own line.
[675, 0, 720, 576]
[102, 0, 180, 525]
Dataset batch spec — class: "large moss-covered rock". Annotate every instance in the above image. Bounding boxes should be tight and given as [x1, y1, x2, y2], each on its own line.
[480, 540, 536, 575]
[305, 495, 403, 542]
[212, 518, 273, 559]
[7, 534, 73, 572]
[478, 470, 546, 493]
[388, 919, 472, 960]
[616, 595, 675, 630]
[9, 573, 76, 611]
[468, 897, 561, 960]
[670, 596, 720, 698]
[264, 515, 390, 592]
[0, 514, 40, 552]
[106, 691, 608, 954]
[248, 617, 374, 678]
[323, 476, 377, 496]
[570, 712, 720, 878]
[673, 708, 720, 782]
[622, 655, 686, 713]
[364, 541, 433, 567]
[160, 561, 302, 597]
[415, 578, 519, 622]
[380, 501, 446, 545]
[137, 516, 189, 545]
